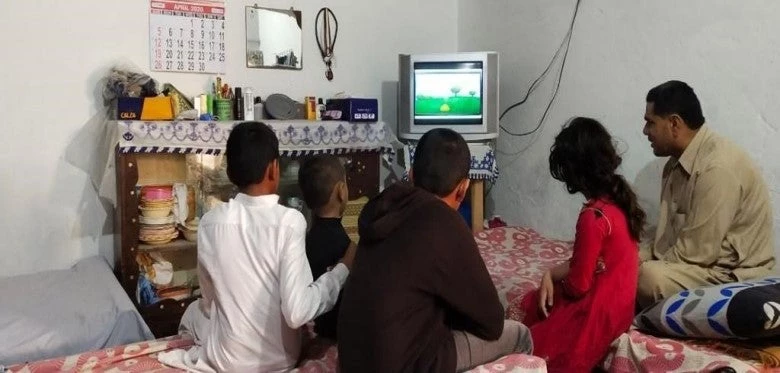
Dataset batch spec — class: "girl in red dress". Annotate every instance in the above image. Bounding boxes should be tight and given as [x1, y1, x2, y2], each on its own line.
[520, 117, 646, 372]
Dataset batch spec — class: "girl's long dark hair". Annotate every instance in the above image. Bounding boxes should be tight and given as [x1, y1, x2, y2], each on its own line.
[549, 117, 646, 241]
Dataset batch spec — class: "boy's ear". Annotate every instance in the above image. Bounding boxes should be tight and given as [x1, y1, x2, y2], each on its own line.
[454, 178, 470, 204]
[267, 159, 279, 182]
[338, 180, 348, 203]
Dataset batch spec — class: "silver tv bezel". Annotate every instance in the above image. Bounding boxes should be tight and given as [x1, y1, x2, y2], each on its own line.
[398, 52, 498, 141]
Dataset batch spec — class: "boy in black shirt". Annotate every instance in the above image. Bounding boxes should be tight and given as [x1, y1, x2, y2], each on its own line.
[298, 154, 355, 339]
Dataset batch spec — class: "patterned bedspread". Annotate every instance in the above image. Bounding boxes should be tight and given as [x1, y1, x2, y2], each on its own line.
[476, 227, 777, 373]
[601, 330, 772, 372]
[7, 227, 552, 372]
[13, 226, 771, 373]
[6, 333, 545, 373]
[295, 335, 546, 373]
[473, 226, 572, 320]
[6, 336, 190, 373]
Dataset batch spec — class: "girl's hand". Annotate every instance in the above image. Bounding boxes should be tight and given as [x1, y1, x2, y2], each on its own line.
[595, 257, 606, 274]
[538, 270, 554, 318]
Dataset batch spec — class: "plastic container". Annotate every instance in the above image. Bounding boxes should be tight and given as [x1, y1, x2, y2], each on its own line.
[215, 99, 233, 121]
[305, 96, 316, 120]
[243, 87, 254, 120]
[141, 185, 173, 201]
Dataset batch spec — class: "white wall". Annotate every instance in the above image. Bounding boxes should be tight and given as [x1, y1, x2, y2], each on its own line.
[11, 0, 778, 278]
[0, 0, 456, 277]
[459, 0, 780, 259]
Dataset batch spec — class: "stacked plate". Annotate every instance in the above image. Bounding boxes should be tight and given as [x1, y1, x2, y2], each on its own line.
[139, 185, 178, 245]
[157, 286, 192, 301]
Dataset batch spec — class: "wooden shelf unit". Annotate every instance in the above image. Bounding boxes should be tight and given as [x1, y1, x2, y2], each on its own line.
[114, 148, 381, 338]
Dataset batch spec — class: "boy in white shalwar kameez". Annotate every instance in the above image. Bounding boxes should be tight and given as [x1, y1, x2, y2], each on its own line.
[158, 121, 356, 372]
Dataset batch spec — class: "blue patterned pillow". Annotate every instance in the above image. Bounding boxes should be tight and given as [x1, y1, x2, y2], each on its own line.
[635, 277, 780, 339]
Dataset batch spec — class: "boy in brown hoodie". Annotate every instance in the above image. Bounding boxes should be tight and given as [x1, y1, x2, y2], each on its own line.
[338, 128, 532, 372]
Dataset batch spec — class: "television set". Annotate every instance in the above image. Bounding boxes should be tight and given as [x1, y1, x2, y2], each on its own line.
[398, 52, 498, 141]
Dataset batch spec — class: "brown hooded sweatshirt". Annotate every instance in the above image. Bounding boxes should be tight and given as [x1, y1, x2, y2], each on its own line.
[337, 183, 504, 373]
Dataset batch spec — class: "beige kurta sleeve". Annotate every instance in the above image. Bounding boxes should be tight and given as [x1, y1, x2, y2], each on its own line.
[662, 165, 741, 266]
[639, 241, 653, 262]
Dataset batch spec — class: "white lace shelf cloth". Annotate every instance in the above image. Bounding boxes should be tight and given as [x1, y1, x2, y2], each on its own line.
[115, 120, 398, 158]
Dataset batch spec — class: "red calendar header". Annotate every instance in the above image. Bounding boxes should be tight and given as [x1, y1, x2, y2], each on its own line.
[151, 1, 224, 15]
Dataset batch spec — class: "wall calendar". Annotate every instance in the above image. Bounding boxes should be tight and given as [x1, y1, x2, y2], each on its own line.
[150, 0, 226, 74]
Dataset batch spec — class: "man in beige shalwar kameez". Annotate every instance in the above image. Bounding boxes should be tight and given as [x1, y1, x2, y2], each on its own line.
[637, 80, 775, 309]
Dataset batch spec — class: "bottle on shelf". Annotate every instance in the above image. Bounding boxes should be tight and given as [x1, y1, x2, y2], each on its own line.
[243, 87, 254, 120]
[316, 98, 325, 120]
[305, 96, 316, 120]
[254, 96, 264, 120]
[234, 87, 244, 120]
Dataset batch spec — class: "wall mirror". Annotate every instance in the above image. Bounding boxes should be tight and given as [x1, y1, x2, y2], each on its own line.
[245, 6, 303, 69]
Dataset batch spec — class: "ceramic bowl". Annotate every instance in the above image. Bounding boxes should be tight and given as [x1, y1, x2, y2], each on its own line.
[181, 228, 197, 242]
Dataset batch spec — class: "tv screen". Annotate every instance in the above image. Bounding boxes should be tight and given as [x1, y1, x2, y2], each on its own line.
[413, 61, 483, 125]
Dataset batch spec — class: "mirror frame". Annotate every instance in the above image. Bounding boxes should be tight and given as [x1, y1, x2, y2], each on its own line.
[245, 5, 303, 70]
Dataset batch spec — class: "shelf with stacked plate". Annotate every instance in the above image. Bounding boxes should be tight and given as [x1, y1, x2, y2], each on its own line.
[138, 239, 197, 253]
[114, 152, 210, 338]
[112, 119, 396, 337]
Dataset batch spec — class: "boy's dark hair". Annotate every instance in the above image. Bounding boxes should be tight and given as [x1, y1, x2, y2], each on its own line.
[225, 121, 279, 189]
[412, 128, 471, 197]
[646, 80, 705, 129]
[298, 154, 346, 210]
[549, 117, 646, 241]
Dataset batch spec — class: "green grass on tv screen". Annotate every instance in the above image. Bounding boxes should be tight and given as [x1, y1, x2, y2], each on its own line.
[415, 95, 481, 116]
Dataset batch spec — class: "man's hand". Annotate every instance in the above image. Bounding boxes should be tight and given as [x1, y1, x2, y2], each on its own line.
[638, 242, 653, 263]
[538, 270, 554, 318]
[339, 242, 358, 271]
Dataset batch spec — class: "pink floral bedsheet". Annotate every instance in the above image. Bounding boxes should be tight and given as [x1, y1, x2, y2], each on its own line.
[15, 226, 774, 373]
[6, 336, 191, 373]
[474, 226, 573, 320]
[602, 330, 779, 372]
[294, 336, 546, 373]
[7, 227, 561, 373]
[476, 227, 778, 373]
[7, 334, 545, 373]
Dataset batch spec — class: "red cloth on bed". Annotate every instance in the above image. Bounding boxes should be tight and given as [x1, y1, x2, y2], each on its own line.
[520, 199, 639, 372]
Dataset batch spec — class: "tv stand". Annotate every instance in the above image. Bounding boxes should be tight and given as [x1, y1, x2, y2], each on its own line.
[400, 141, 497, 233]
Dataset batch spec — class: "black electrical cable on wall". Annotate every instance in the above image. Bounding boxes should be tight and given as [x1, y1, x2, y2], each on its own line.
[499, 0, 582, 137]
